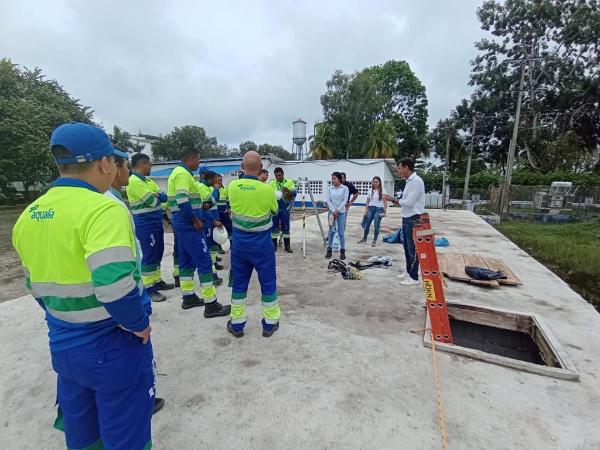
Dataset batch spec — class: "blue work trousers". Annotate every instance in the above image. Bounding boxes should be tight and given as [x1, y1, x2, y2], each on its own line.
[51, 329, 154, 450]
[272, 208, 291, 238]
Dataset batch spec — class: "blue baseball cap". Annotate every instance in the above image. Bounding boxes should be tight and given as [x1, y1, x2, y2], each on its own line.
[50, 122, 114, 164]
[112, 148, 130, 159]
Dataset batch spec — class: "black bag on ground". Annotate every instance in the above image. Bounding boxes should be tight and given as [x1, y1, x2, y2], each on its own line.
[465, 266, 507, 280]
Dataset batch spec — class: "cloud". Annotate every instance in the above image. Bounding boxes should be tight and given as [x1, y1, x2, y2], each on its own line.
[0, 0, 485, 148]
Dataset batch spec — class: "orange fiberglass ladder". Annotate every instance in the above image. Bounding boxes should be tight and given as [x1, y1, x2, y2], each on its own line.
[413, 213, 453, 344]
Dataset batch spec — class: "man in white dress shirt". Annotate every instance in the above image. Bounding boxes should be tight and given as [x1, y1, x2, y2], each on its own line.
[384, 159, 425, 286]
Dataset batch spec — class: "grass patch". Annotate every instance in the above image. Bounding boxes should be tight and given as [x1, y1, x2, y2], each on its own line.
[497, 220, 600, 309]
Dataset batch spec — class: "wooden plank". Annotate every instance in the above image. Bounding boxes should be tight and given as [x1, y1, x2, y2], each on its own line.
[447, 303, 532, 333]
[483, 257, 522, 285]
[438, 253, 500, 287]
[423, 308, 580, 381]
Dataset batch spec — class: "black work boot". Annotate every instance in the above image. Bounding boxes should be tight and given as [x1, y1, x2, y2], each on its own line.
[214, 262, 224, 271]
[272, 238, 278, 252]
[284, 238, 293, 253]
[181, 294, 204, 310]
[262, 319, 280, 338]
[227, 320, 244, 338]
[216, 255, 222, 262]
[150, 291, 167, 302]
[340, 249, 346, 260]
[173, 275, 180, 288]
[204, 301, 231, 318]
[213, 273, 223, 286]
[153, 398, 165, 415]
[325, 248, 332, 259]
[155, 280, 175, 291]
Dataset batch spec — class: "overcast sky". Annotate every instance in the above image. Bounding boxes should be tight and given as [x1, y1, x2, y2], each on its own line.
[1, 0, 485, 150]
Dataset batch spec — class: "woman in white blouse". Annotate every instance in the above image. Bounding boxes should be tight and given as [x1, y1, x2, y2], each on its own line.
[358, 176, 387, 247]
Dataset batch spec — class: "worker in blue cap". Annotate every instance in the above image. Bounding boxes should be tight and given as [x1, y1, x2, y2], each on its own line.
[12, 123, 155, 449]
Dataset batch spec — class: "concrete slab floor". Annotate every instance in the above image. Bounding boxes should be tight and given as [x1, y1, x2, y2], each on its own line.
[1, 209, 599, 449]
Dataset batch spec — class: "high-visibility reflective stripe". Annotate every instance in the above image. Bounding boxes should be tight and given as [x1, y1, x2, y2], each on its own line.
[263, 303, 281, 322]
[92, 261, 137, 287]
[176, 197, 188, 205]
[233, 221, 272, 233]
[131, 206, 162, 215]
[87, 247, 134, 271]
[95, 276, 137, 303]
[231, 212, 271, 223]
[231, 317, 247, 324]
[232, 298, 246, 305]
[175, 189, 188, 196]
[30, 281, 94, 299]
[46, 306, 111, 323]
[263, 317, 279, 325]
[43, 294, 102, 312]
[262, 299, 279, 307]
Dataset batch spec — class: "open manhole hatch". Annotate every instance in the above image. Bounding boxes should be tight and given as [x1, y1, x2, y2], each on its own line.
[424, 302, 579, 381]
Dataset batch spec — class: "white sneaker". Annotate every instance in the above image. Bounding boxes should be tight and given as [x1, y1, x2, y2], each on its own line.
[396, 273, 408, 280]
[399, 278, 420, 286]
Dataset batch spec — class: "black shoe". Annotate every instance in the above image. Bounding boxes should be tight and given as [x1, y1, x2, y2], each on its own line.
[262, 322, 280, 338]
[204, 301, 231, 318]
[214, 262, 224, 271]
[340, 249, 346, 260]
[227, 320, 244, 338]
[213, 274, 223, 286]
[272, 238, 278, 252]
[218, 249, 226, 255]
[284, 238, 293, 253]
[325, 248, 332, 259]
[181, 294, 204, 310]
[153, 398, 165, 415]
[173, 275, 180, 288]
[216, 255, 222, 262]
[150, 291, 167, 303]
[155, 280, 175, 291]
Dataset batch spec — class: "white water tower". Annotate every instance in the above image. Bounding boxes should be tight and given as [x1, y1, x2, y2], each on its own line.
[292, 118, 307, 160]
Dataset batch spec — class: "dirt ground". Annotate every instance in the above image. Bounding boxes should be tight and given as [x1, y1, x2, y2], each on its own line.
[0, 207, 26, 303]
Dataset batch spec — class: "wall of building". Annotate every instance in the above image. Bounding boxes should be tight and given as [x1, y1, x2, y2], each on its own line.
[149, 158, 399, 206]
[268, 159, 398, 206]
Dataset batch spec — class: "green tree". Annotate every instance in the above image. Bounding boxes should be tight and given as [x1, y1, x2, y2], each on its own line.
[110, 125, 135, 152]
[0, 59, 94, 199]
[464, 0, 600, 171]
[319, 60, 429, 159]
[362, 121, 397, 158]
[152, 125, 223, 160]
[257, 143, 294, 160]
[310, 122, 334, 160]
[239, 140, 258, 153]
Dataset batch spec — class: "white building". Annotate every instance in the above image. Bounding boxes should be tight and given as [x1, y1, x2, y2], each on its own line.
[150, 157, 401, 207]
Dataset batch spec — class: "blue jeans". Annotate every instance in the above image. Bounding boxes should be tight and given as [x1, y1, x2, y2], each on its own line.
[363, 206, 384, 241]
[327, 212, 346, 250]
[402, 215, 420, 280]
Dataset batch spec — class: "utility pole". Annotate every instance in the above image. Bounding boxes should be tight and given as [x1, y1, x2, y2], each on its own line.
[462, 116, 477, 203]
[499, 62, 526, 220]
[441, 126, 452, 208]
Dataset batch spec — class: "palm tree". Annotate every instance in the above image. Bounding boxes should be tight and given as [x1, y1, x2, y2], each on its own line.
[310, 122, 334, 160]
[362, 121, 397, 158]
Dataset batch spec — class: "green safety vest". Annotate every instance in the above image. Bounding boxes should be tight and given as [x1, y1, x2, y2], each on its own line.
[229, 177, 278, 233]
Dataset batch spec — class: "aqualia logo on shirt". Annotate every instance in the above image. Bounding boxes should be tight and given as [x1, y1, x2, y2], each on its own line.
[29, 204, 55, 222]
